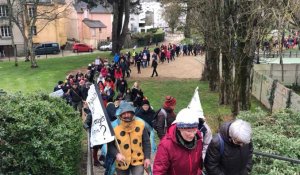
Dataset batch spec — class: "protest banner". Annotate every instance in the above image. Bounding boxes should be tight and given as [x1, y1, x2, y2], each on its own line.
[86, 84, 115, 146]
[95, 58, 100, 65]
[49, 89, 64, 98]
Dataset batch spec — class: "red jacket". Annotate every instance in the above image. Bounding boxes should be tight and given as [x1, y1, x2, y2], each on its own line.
[153, 124, 203, 175]
[101, 67, 108, 78]
[114, 69, 123, 79]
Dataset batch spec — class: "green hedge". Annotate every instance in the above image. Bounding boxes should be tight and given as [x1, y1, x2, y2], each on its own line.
[131, 28, 165, 46]
[0, 92, 83, 175]
[238, 109, 300, 175]
[153, 30, 165, 43]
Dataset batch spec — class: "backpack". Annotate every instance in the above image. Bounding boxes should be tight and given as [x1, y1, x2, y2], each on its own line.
[217, 133, 225, 156]
[152, 108, 167, 132]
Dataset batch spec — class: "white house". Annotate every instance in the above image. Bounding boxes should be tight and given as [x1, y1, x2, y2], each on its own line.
[129, 0, 167, 33]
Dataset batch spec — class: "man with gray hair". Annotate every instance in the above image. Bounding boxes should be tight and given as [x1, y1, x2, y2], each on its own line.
[204, 119, 253, 175]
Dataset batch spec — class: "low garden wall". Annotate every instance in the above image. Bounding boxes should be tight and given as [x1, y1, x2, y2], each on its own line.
[252, 64, 300, 112]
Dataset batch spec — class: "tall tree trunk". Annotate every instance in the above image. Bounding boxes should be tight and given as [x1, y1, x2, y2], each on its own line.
[232, 45, 241, 116]
[7, 0, 18, 66]
[219, 0, 234, 105]
[232, 0, 255, 114]
[27, 25, 38, 68]
[112, 0, 130, 54]
[112, 0, 121, 54]
[120, 0, 130, 47]
[220, 53, 232, 105]
[201, 35, 209, 81]
[207, 47, 220, 91]
[184, 0, 192, 38]
[279, 24, 284, 82]
[239, 54, 252, 110]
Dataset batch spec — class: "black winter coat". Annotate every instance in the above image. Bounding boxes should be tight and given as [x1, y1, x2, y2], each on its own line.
[204, 121, 253, 175]
[135, 107, 155, 128]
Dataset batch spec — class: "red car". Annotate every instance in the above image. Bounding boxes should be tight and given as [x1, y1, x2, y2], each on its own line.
[72, 43, 93, 52]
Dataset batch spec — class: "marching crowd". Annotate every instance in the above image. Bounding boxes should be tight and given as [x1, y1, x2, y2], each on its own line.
[52, 43, 252, 175]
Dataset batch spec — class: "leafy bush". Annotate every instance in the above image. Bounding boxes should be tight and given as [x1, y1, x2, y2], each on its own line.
[131, 28, 165, 46]
[147, 28, 158, 33]
[0, 92, 83, 175]
[238, 109, 300, 175]
[153, 29, 165, 43]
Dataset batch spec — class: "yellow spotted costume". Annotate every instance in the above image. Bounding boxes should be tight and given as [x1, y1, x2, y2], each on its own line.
[114, 119, 145, 170]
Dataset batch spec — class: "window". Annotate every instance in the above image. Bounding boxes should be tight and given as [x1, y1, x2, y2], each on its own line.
[28, 7, 35, 17]
[31, 26, 37, 35]
[0, 5, 8, 17]
[1, 26, 11, 37]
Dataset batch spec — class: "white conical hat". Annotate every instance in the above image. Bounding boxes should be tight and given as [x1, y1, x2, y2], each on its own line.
[187, 87, 205, 119]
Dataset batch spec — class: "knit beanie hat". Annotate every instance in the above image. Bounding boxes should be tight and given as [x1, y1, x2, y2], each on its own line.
[174, 108, 199, 129]
[163, 96, 176, 108]
[142, 99, 150, 106]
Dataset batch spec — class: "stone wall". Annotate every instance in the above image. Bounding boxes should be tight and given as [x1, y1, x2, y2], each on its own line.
[252, 64, 300, 112]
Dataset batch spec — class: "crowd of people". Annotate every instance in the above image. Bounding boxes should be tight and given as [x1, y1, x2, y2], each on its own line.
[52, 42, 203, 115]
[52, 43, 252, 175]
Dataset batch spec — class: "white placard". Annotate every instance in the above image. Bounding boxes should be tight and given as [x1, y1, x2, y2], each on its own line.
[95, 59, 100, 65]
[86, 85, 115, 147]
[49, 89, 64, 98]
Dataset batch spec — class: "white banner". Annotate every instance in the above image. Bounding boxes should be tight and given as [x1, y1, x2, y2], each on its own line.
[187, 87, 205, 119]
[95, 58, 100, 65]
[86, 85, 115, 147]
[49, 89, 64, 98]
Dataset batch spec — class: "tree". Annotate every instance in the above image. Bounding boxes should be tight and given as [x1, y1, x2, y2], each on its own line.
[160, 0, 193, 37]
[263, 0, 300, 82]
[7, 0, 18, 67]
[8, 0, 72, 68]
[86, 0, 141, 54]
[162, 3, 182, 33]
[190, 0, 261, 115]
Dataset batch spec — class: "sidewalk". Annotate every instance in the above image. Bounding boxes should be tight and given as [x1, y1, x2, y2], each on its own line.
[0, 50, 104, 62]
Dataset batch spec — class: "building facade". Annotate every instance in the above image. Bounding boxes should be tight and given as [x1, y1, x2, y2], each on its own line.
[129, 1, 167, 33]
[0, 0, 24, 57]
[74, 1, 113, 49]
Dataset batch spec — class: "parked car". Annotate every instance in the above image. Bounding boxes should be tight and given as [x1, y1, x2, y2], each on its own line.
[99, 42, 112, 51]
[35, 42, 60, 55]
[72, 43, 93, 53]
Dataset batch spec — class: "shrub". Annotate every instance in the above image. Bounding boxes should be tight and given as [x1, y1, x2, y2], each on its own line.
[238, 109, 300, 175]
[147, 28, 158, 33]
[131, 28, 165, 46]
[0, 92, 83, 175]
[153, 30, 165, 43]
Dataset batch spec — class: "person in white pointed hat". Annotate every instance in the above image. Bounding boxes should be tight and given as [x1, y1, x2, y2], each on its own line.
[153, 108, 203, 175]
[187, 86, 212, 160]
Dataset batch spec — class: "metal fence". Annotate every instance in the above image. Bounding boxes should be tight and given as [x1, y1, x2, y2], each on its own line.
[257, 50, 300, 58]
[253, 151, 300, 164]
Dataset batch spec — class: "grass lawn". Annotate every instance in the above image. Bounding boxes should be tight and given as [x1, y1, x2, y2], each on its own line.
[0, 53, 110, 93]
